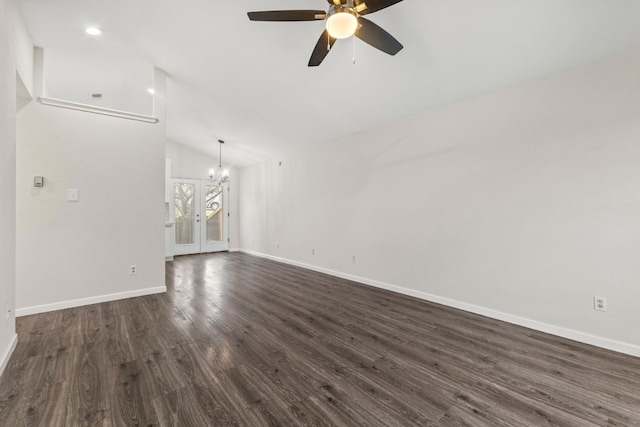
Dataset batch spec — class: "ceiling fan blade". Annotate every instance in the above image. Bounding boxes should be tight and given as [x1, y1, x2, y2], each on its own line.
[308, 30, 337, 67]
[247, 10, 326, 22]
[357, 0, 404, 15]
[355, 17, 403, 55]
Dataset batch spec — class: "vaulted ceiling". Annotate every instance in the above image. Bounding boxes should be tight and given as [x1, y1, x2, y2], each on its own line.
[17, 0, 640, 166]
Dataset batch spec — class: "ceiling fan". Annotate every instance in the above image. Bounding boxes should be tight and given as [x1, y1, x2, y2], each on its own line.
[247, 0, 405, 67]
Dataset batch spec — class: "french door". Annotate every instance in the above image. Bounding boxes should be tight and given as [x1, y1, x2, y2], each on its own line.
[173, 179, 229, 255]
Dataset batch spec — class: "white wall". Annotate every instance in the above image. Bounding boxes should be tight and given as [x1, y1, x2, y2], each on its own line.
[16, 102, 166, 314]
[239, 52, 640, 355]
[166, 141, 240, 249]
[13, 3, 33, 98]
[0, 0, 31, 374]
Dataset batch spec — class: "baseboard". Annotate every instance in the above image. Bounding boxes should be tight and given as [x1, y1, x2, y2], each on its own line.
[0, 333, 18, 378]
[16, 286, 167, 317]
[229, 248, 241, 253]
[239, 249, 640, 358]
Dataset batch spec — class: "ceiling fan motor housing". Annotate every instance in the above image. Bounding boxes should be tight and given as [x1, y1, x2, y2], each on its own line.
[327, 0, 357, 17]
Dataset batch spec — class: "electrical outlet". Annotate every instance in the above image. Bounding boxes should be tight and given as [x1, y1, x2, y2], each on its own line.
[352, 255, 357, 264]
[130, 265, 137, 275]
[312, 248, 315, 255]
[594, 296, 607, 312]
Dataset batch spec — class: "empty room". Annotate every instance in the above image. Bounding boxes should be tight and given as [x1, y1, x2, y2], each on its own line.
[1, 0, 640, 425]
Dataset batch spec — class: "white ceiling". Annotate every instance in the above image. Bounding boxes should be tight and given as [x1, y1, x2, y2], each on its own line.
[17, 0, 640, 167]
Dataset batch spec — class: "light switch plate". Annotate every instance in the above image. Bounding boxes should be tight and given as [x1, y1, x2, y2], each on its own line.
[67, 189, 79, 202]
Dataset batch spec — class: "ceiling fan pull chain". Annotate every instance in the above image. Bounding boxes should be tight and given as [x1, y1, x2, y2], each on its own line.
[352, 35, 356, 64]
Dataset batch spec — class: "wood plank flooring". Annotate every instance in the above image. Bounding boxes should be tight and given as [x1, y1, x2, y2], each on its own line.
[1, 252, 640, 426]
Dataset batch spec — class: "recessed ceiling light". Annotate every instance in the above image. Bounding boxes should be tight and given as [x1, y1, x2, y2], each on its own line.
[147, 88, 155, 94]
[85, 27, 102, 36]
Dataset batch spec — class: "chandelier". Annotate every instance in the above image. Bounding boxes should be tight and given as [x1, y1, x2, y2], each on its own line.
[208, 139, 229, 185]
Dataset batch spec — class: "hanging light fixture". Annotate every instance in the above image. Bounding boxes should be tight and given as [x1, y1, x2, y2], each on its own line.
[208, 139, 229, 185]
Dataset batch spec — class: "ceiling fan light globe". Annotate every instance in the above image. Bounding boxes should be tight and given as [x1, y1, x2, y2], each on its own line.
[326, 12, 358, 39]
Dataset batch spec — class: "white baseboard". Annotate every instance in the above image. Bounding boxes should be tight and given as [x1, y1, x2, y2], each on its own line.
[0, 333, 18, 377]
[239, 249, 640, 358]
[16, 286, 167, 317]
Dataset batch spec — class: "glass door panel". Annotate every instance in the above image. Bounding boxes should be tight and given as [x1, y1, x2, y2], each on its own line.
[173, 179, 201, 255]
[205, 185, 223, 242]
[175, 183, 195, 244]
[200, 183, 229, 253]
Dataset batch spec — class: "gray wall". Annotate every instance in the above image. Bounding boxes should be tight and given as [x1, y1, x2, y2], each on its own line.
[16, 101, 167, 314]
[0, 0, 28, 372]
[239, 52, 640, 355]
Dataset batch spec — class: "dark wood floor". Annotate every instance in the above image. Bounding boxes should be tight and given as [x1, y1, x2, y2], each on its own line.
[1, 253, 640, 426]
